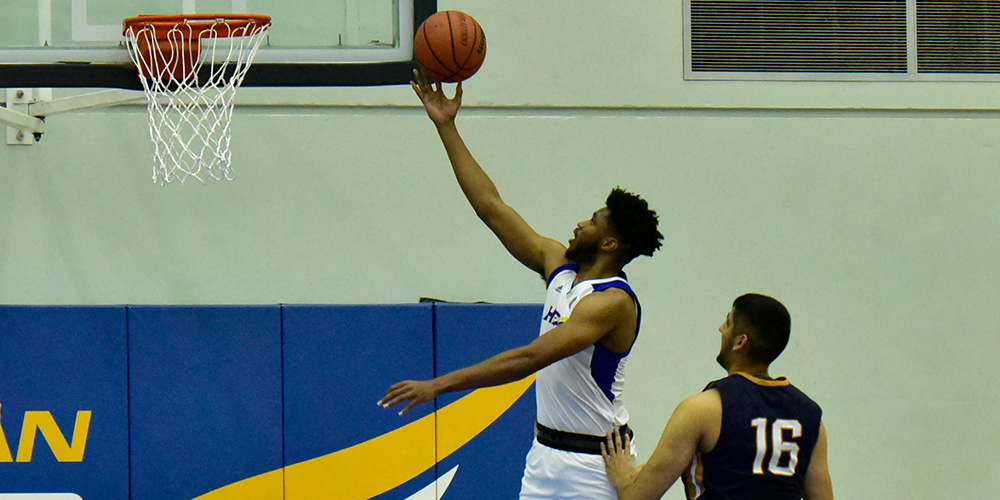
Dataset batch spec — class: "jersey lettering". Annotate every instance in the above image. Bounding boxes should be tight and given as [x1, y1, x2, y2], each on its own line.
[751, 418, 767, 474]
[543, 306, 561, 325]
[750, 418, 802, 477]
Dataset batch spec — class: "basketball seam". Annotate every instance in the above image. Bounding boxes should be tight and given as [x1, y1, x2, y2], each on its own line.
[422, 22, 454, 81]
[457, 20, 479, 73]
[443, 12, 462, 82]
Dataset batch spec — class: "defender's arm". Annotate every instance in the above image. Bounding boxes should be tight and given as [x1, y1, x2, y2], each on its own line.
[604, 391, 722, 500]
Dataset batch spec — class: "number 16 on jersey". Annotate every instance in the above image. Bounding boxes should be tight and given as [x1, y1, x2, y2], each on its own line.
[751, 418, 801, 476]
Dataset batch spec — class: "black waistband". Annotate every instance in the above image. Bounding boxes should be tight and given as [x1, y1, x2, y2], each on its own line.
[535, 421, 632, 455]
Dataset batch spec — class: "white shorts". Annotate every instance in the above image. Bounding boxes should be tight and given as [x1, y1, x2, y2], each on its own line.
[519, 437, 638, 500]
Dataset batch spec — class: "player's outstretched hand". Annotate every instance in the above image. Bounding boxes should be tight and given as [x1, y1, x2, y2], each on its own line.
[602, 428, 638, 488]
[378, 379, 440, 416]
[410, 68, 462, 127]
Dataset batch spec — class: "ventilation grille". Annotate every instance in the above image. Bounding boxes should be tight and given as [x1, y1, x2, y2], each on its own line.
[690, 0, 908, 73]
[917, 1, 1000, 73]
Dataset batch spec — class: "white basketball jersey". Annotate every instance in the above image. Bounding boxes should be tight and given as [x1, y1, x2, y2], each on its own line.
[535, 262, 639, 436]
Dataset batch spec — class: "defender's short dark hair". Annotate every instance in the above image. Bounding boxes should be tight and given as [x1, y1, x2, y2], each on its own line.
[605, 187, 663, 263]
[732, 293, 791, 364]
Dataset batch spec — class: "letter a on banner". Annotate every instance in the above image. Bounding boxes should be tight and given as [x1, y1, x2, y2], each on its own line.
[0, 409, 12, 462]
[16, 411, 92, 462]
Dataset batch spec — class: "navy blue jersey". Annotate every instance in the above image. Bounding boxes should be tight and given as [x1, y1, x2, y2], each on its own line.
[682, 374, 822, 500]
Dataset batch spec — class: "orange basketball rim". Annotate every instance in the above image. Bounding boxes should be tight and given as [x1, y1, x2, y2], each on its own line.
[123, 14, 272, 82]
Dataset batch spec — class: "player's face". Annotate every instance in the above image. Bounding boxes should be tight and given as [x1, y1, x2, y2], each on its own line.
[716, 309, 736, 369]
[566, 208, 611, 260]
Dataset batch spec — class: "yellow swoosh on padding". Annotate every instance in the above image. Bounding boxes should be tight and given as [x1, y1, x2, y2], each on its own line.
[192, 375, 535, 500]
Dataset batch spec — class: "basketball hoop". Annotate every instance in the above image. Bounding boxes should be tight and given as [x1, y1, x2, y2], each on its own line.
[123, 14, 271, 184]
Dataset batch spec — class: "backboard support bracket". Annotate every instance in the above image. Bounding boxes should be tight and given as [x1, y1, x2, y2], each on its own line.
[4, 89, 45, 145]
[3, 88, 144, 146]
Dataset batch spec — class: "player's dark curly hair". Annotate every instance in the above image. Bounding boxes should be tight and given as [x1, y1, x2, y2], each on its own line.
[732, 293, 791, 364]
[605, 187, 663, 264]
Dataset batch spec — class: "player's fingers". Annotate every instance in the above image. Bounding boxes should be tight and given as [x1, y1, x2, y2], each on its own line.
[414, 68, 428, 89]
[387, 390, 413, 406]
[417, 72, 435, 96]
[385, 392, 413, 409]
[379, 386, 400, 404]
[623, 431, 631, 451]
[399, 399, 418, 416]
[601, 441, 609, 461]
[454, 81, 463, 103]
[612, 426, 622, 451]
[379, 386, 409, 407]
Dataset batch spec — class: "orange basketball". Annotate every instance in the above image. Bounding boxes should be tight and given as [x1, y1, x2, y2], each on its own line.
[414, 11, 486, 83]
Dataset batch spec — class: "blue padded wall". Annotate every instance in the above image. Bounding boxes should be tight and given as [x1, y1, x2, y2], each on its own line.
[127, 306, 283, 500]
[282, 304, 436, 500]
[0, 306, 129, 500]
[434, 303, 541, 499]
[0, 303, 540, 500]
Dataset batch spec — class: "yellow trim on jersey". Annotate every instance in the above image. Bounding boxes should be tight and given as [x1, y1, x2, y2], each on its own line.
[685, 452, 705, 499]
[734, 372, 790, 387]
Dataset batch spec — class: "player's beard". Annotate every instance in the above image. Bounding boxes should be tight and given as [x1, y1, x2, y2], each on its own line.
[565, 238, 599, 265]
[716, 349, 733, 370]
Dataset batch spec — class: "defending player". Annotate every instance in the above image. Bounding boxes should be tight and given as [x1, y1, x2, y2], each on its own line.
[378, 70, 664, 499]
[602, 294, 834, 500]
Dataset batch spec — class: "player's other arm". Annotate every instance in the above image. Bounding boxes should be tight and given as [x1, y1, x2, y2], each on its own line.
[802, 423, 834, 500]
[603, 391, 721, 500]
[380, 291, 629, 415]
[411, 70, 567, 277]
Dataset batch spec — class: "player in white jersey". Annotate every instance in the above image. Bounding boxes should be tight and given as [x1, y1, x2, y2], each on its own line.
[379, 70, 663, 499]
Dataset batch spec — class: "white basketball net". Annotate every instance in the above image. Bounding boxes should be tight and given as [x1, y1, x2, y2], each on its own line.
[124, 17, 270, 184]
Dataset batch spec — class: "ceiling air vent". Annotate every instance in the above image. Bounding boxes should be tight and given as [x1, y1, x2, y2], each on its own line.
[917, 1, 1000, 73]
[689, 0, 908, 73]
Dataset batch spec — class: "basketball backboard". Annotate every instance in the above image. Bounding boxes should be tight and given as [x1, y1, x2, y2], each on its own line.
[0, 0, 435, 88]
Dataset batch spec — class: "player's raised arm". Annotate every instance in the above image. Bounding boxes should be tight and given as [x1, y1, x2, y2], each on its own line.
[411, 69, 567, 277]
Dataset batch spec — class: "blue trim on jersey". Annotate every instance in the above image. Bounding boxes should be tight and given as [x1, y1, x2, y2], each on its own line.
[592, 279, 635, 299]
[591, 279, 642, 340]
[546, 262, 580, 287]
[588, 279, 641, 402]
[591, 343, 625, 402]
